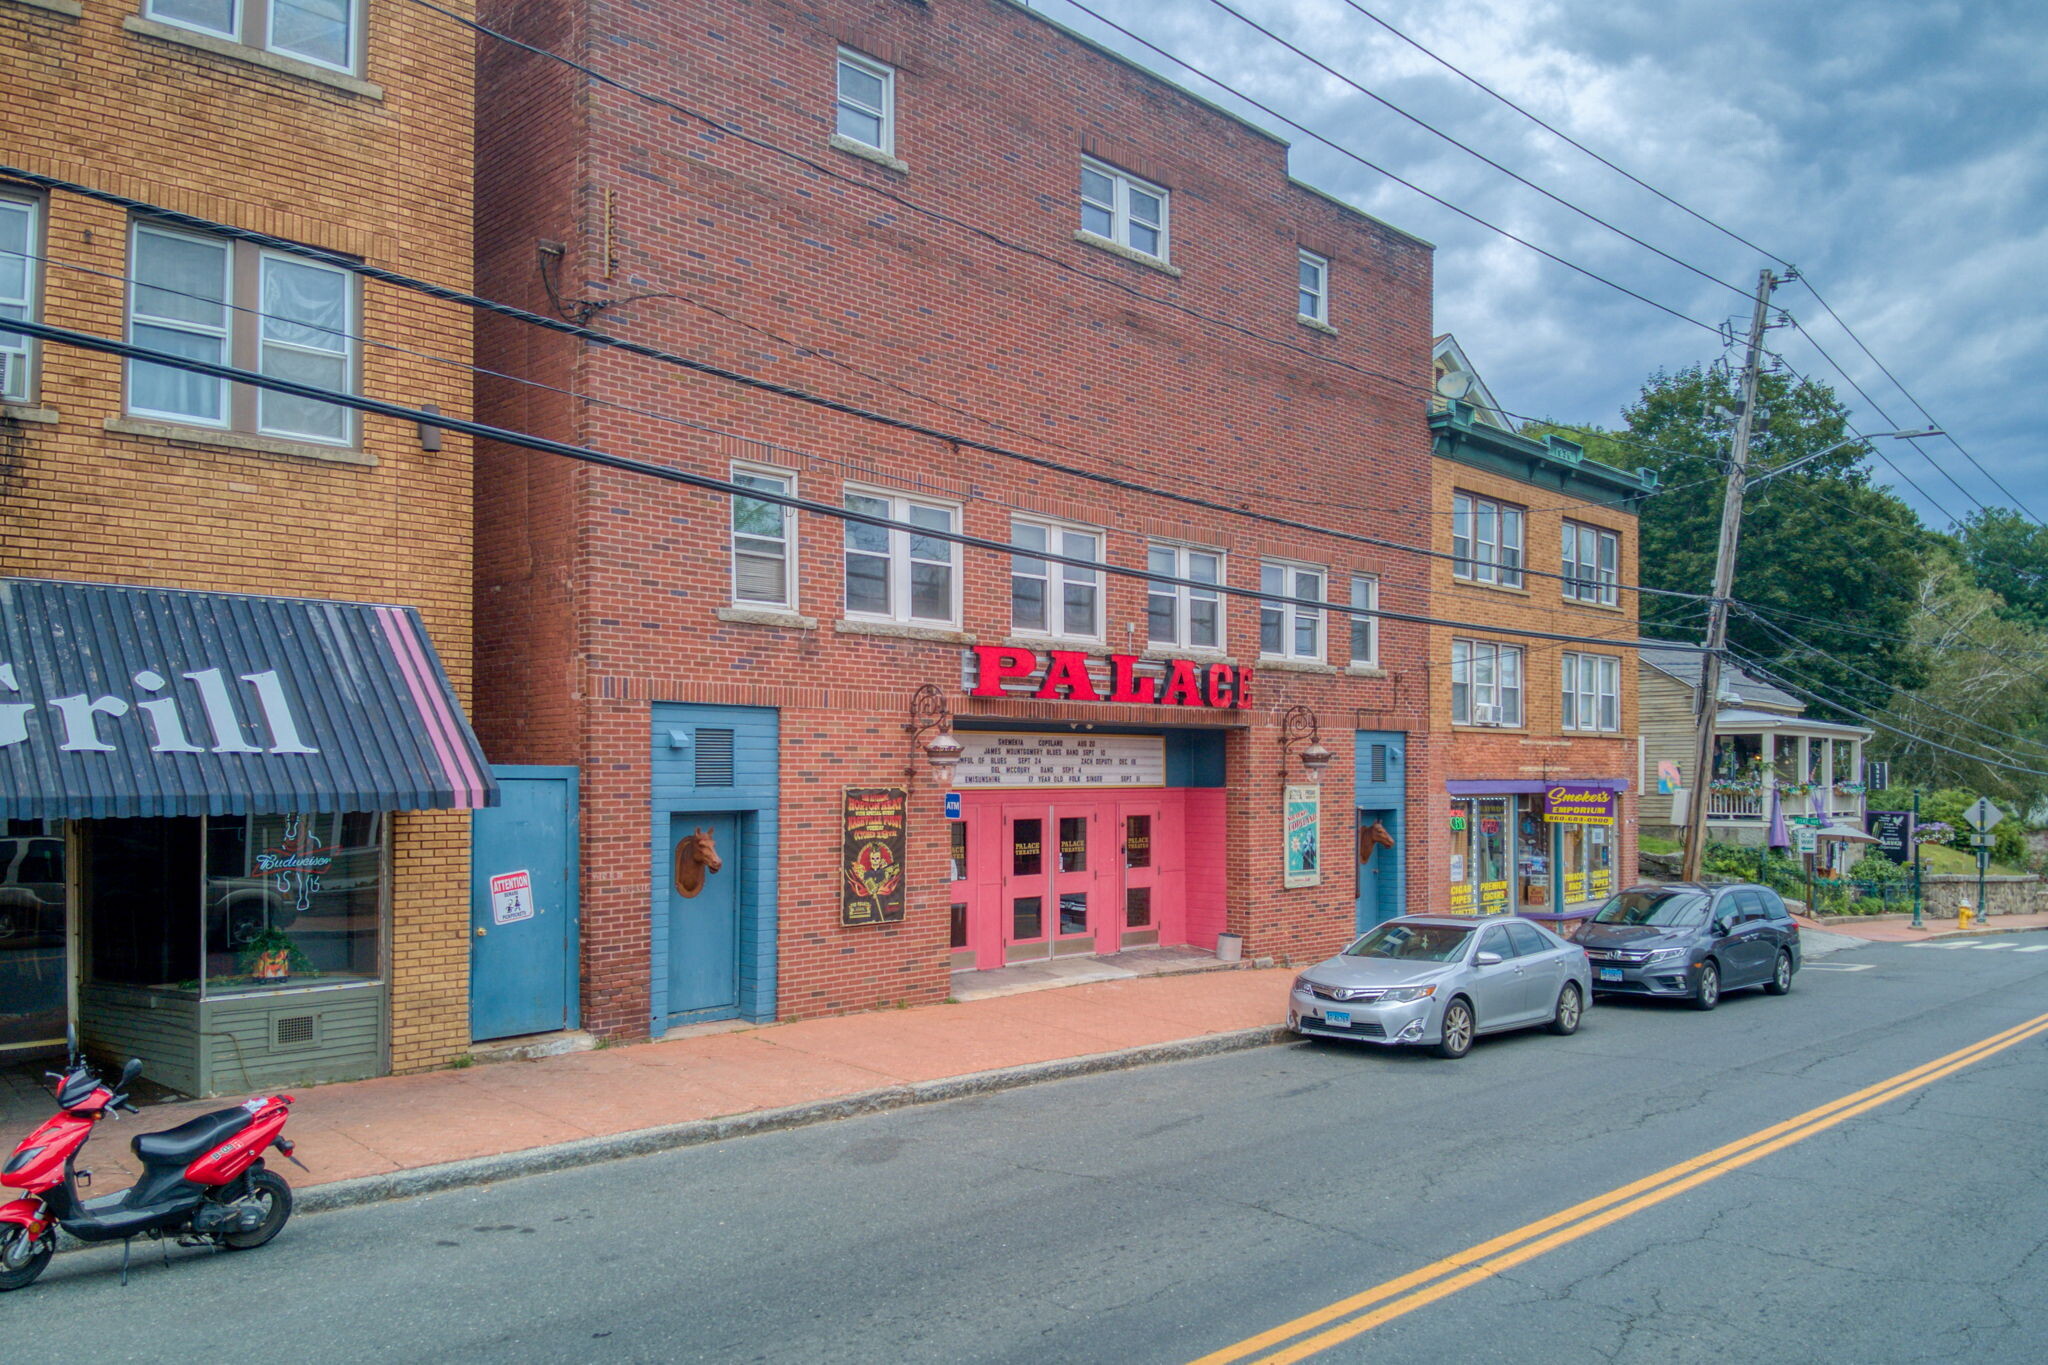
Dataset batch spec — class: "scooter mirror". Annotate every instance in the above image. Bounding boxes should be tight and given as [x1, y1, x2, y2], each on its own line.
[119, 1057, 143, 1088]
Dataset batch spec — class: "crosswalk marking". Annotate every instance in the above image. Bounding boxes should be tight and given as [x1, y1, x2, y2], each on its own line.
[1970, 943, 2016, 950]
[2016, 945, 2048, 953]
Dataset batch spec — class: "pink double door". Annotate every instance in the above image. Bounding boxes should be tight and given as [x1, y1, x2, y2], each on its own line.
[950, 792, 1179, 968]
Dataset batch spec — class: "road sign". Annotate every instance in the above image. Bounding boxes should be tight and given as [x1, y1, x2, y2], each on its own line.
[944, 791, 961, 820]
[1964, 796, 2004, 831]
[1969, 832, 1995, 848]
[1792, 827, 1818, 855]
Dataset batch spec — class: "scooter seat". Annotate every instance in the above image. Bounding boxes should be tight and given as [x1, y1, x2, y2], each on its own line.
[132, 1107, 255, 1166]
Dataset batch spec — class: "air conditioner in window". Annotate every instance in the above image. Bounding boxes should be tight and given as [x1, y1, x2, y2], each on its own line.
[0, 353, 15, 399]
[1472, 704, 1501, 726]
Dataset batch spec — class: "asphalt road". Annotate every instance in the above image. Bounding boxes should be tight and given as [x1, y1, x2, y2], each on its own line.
[11, 933, 2048, 1364]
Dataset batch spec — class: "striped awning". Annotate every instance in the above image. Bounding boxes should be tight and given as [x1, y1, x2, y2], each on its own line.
[0, 578, 496, 818]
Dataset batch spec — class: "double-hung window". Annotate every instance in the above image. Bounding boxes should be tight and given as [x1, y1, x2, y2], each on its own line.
[1452, 639, 1523, 726]
[1260, 560, 1325, 662]
[128, 224, 357, 445]
[1011, 517, 1102, 639]
[1348, 574, 1378, 666]
[1561, 652, 1620, 732]
[1297, 250, 1329, 324]
[843, 489, 958, 626]
[0, 194, 39, 403]
[1451, 492, 1525, 588]
[1562, 520, 1620, 605]
[146, 0, 360, 75]
[835, 49, 895, 154]
[1146, 543, 1224, 651]
[1079, 159, 1169, 261]
[730, 466, 797, 609]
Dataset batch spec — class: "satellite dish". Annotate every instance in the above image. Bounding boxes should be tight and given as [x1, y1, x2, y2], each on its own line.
[1435, 369, 1475, 400]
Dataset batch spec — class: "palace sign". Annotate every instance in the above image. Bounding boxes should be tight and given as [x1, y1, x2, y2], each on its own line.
[967, 646, 1252, 710]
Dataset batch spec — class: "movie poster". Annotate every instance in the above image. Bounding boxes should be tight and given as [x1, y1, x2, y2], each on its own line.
[841, 786, 908, 926]
[1284, 784, 1322, 888]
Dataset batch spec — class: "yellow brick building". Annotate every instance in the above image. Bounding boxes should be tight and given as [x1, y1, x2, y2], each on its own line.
[1, 0, 485, 1089]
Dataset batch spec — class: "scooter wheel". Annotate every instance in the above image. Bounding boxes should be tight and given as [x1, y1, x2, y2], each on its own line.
[0, 1226, 52, 1291]
[219, 1169, 293, 1251]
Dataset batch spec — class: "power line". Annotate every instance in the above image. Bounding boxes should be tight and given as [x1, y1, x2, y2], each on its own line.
[1734, 598, 2048, 663]
[8, 313, 1717, 655]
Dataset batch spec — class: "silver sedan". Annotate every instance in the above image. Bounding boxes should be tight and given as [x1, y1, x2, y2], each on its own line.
[1287, 916, 1593, 1058]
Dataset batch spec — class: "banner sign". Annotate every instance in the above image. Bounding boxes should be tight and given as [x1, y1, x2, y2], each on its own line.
[1284, 784, 1321, 888]
[1543, 785, 1617, 826]
[1866, 810, 1911, 865]
[966, 646, 1252, 710]
[953, 732, 1165, 788]
[840, 786, 908, 927]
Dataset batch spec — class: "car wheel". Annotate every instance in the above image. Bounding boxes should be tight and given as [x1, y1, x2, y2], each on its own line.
[1764, 951, 1793, 996]
[1547, 982, 1584, 1036]
[1692, 960, 1721, 1012]
[1433, 998, 1475, 1059]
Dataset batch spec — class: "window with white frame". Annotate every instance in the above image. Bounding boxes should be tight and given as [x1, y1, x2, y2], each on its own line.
[1011, 517, 1102, 639]
[1452, 639, 1524, 726]
[1260, 560, 1325, 661]
[1451, 491, 1525, 588]
[146, 0, 360, 75]
[843, 489, 958, 626]
[128, 224, 357, 445]
[1146, 542, 1224, 651]
[1562, 520, 1620, 605]
[731, 466, 797, 609]
[0, 194, 38, 403]
[1348, 574, 1378, 666]
[1561, 651, 1620, 732]
[834, 49, 894, 153]
[1079, 159, 1169, 260]
[1297, 250, 1328, 324]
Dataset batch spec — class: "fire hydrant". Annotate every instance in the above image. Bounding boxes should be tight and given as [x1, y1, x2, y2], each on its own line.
[1957, 900, 1975, 931]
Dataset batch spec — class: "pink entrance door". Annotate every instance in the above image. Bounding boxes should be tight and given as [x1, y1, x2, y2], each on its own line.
[1049, 805, 1102, 957]
[1115, 801, 1163, 949]
[997, 801, 1109, 962]
[1000, 804, 1052, 963]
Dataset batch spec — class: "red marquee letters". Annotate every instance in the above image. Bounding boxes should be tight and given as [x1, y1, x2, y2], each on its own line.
[970, 646, 1251, 711]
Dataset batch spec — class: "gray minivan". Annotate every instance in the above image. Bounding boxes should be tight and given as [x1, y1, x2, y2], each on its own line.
[1577, 882, 1799, 1010]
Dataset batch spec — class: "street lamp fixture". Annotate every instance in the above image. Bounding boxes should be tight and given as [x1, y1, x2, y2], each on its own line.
[905, 683, 961, 781]
[1278, 704, 1334, 781]
[1746, 428, 1944, 486]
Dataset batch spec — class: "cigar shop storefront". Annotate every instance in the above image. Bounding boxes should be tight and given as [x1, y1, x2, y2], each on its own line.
[1447, 780, 1626, 924]
[0, 578, 495, 1095]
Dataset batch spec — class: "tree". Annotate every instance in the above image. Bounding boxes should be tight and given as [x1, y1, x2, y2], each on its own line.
[1955, 508, 2048, 632]
[1531, 366, 1930, 721]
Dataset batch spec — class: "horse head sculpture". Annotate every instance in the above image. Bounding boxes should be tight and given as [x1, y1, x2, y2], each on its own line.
[674, 826, 724, 899]
[1358, 819, 1396, 865]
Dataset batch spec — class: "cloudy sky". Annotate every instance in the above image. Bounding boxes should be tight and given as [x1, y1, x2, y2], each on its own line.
[1041, 0, 2047, 527]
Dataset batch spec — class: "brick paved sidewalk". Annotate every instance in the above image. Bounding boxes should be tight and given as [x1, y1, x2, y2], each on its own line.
[1806, 911, 2048, 943]
[4, 967, 1295, 1197]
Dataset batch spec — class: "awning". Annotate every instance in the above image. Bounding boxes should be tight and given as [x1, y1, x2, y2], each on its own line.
[0, 578, 496, 818]
[1448, 778, 1631, 795]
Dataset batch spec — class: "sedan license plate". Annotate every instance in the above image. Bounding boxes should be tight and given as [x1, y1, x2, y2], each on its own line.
[1324, 1010, 1351, 1027]
[1598, 967, 1625, 983]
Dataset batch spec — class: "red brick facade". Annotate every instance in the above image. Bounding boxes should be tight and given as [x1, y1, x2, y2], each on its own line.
[474, 0, 1441, 1037]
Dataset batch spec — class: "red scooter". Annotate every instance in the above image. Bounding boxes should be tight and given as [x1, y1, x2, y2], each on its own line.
[0, 1052, 302, 1289]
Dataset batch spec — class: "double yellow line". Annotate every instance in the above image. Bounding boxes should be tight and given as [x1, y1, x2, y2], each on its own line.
[1193, 1009, 2048, 1365]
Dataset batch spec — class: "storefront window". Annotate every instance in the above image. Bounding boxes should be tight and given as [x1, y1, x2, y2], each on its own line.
[1448, 797, 1512, 915]
[1516, 806, 1548, 911]
[1559, 822, 1614, 906]
[83, 813, 384, 997]
[1, 820, 68, 1052]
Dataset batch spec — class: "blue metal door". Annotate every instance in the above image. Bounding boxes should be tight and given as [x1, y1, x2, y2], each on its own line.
[666, 811, 740, 1020]
[470, 766, 579, 1042]
[1354, 731, 1407, 931]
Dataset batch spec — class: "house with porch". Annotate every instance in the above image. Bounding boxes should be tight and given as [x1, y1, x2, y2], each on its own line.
[1638, 649, 1872, 859]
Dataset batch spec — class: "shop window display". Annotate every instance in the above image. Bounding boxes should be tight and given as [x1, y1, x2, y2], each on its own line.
[1448, 797, 1512, 915]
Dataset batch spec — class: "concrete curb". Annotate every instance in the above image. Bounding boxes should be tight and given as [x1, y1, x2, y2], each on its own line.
[293, 1024, 1293, 1216]
[1918, 924, 2048, 942]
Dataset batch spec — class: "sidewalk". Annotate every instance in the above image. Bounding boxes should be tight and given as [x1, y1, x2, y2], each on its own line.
[1807, 910, 2048, 943]
[5, 967, 1296, 1211]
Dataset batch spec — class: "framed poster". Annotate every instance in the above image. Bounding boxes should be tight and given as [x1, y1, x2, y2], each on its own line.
[841, 786, 908, 926]
[1284, 784, 1322, 888]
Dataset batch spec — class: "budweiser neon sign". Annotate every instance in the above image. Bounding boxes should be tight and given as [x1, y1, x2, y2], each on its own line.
[968, 646, 1252, 710]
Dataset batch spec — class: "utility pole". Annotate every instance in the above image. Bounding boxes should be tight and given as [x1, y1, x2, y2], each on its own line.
[1680, 268, 1780, 882]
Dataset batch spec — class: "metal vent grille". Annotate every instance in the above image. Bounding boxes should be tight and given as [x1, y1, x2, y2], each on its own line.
[273, 1014, 317, 1048]
[694, 729, 735, 787]
[1370, 744, 1388, 785]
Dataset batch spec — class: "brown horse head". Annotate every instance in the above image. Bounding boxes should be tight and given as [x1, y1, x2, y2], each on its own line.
[1358, 819, 1396, 864]
[674, 826, 724, 899]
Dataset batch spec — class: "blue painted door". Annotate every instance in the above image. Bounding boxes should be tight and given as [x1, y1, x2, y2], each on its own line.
[667, 811, 740, 1020]
[470, 766, 579, 1042]
[1354, 731, 1407, 931]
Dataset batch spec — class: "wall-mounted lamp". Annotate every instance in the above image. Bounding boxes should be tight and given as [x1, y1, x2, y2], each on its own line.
[906, 683, 962, 781]
[1278, 704, 1334, 781]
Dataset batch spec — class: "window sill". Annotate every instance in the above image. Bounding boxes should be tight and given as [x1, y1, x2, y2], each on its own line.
[1140, 646, 1234, 665]
[0, 403, 59, 424]
[1450, 577, 1531, 598]
[835, 618, 976, 645]
[1257, 657, 1338, 674]
[1345, 663, 1387, 678]
[1563, 596, 1626, 614]
[122, 16, 385, 100]
[1297, 315, 1338, 336]
[1452, 722, 1528, 733]
[1073, 230, 1182, 278]
[104, 416, 378, 466]
[7, 0, 82, 18]
[1002, 633, 1105, 652]
[828, 134, 908, 174]
[717, 606, 818, 631]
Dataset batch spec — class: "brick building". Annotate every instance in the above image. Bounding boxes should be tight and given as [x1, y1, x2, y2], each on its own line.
[1426, 336, 1656, 926]
[472, 0, 1446, 1038]
[1, 0, 491, 1091]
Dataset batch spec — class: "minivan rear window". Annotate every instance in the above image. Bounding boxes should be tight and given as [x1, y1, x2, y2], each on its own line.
[1591, 890, 1708, 927]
